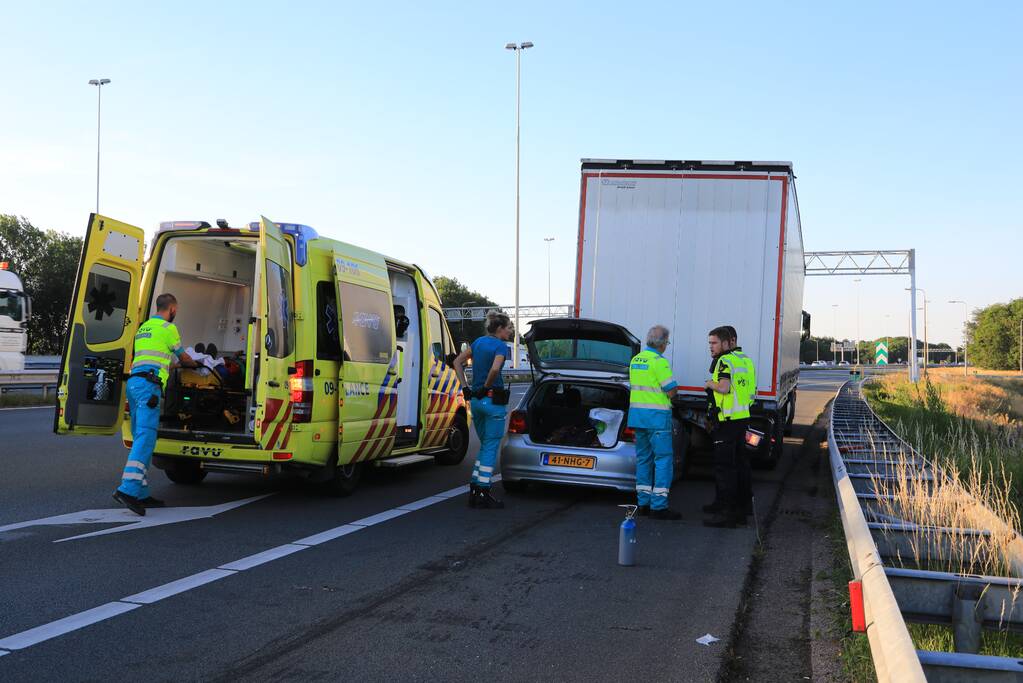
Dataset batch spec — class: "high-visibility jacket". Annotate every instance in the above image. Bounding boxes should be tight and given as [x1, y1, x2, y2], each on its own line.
[131, 316, 182, 387]
[628, 347, 678, 429]
[712, 347, 755, 420]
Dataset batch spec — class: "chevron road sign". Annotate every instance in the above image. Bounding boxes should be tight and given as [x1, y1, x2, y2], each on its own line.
[876, 341, 889, 365]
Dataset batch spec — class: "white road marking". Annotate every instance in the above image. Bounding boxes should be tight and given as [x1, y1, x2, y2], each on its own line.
[292, 524, 363, 547]
[121, 568, 237, 605]
[0, 405, 52, 411]
[0, 602, 141, 650]
[219, 544, 309, 571]
[0, 649, 9, 656]
[350, 508, 412, 527]
[0, 494, 274, 543]
[0, 476, 500, 655]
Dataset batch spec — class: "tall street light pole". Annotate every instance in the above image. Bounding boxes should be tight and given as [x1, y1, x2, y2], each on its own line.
[543, 237, 555, 306]
[505, 41, 533, 369]
[88, 78, 111, 214]
[948, 300, 969, 377]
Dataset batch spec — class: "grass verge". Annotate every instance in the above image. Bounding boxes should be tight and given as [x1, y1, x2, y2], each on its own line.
[0, 393, 52, 408]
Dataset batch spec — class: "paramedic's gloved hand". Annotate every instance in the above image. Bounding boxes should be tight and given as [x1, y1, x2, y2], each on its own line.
[462, 386, 474, 402]
[179, 351, 200, 369]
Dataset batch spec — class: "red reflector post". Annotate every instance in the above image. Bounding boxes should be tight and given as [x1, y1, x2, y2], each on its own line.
[508, 410, 527, 434]
[273, 452, 293, 461]
[849, 580, 866, 632]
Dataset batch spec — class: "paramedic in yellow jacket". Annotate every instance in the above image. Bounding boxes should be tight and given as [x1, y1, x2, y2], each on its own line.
[112, 293, 198, 516]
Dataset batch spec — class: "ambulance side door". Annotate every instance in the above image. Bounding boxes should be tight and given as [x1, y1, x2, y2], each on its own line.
[333, 252, 397, 464]
[54, 214, 145, 435]
[253, 217, 296, 450]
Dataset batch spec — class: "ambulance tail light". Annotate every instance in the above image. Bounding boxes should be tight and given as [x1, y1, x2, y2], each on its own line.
[621, 427, 636, 442]
[508, 410, 527, 434]
[289, 360, 314, 423]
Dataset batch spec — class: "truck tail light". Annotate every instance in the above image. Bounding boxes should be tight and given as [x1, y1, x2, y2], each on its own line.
[508, 410, 527, 434]
[621, 427, 636, 442]
[289, 360, 314, 423]
[745, 429, 764, 448]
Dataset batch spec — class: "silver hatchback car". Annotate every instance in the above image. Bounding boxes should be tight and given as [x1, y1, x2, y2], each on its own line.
[501, 318, 685, 494]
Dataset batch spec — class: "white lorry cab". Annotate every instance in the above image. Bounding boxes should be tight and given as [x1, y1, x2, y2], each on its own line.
[0, 263, 30, 372]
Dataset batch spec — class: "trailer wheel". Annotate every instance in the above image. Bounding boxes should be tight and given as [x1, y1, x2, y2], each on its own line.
[165, 460, 207, 485]
[324, 461, 363, 497]
[434, 412, 469, 466]
[783, 391, 796, 436]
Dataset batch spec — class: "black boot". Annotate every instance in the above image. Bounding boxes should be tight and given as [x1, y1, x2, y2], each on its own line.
[139, 496, 165, 508]
[637, 505, 650, 517]
[650, 508, 683, 520]
[112, 490, 146, 516]
[467, 484, 480, 508]
[702, 500, 725, 514]
[703, 508, 743, 528]
[476, 486, 504, 509]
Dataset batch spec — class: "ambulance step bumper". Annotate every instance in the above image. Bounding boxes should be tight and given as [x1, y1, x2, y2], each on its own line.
[375, 454, 435, 468]
[200, 461, 273, 475]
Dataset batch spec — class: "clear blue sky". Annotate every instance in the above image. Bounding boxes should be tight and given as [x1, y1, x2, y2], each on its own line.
[2, 1, 1020, 348]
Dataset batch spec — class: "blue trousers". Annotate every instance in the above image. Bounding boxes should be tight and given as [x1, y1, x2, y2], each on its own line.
[470, 397, 506, 489]
[635, 427, 673, 510]
[117, 376, 162, 500]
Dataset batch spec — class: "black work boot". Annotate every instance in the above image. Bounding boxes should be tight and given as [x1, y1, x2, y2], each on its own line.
[650, 508, 682, 520]
[702, 500, 725, 514]
[139, 496, 166, 508]
[112, 490, 146, 516]
[637, 505, 650, 517]
[476, 486, 505, 509]
[703, 509, 739, 528]
[467, 484, 480, 508]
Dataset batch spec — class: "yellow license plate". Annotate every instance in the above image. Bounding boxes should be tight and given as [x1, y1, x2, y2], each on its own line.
[542, 454, 596, 469]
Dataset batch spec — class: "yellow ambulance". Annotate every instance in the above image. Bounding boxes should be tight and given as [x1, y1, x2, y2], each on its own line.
[54, 215, 469, 495]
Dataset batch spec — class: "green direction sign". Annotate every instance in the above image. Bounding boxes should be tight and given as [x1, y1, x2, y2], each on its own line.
[876, 341, 889, 366]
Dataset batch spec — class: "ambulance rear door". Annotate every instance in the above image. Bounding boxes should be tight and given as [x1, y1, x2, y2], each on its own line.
[54, 214, 145, 435]
[333, 251, 397, 465]
[253, 217, 296, 450]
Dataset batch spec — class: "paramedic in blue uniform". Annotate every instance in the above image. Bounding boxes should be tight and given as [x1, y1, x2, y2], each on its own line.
[453, 311, 515, 509]
[112, 293, 198, 516]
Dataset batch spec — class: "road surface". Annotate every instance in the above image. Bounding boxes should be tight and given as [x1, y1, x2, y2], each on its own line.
[0, 371, 851, 680]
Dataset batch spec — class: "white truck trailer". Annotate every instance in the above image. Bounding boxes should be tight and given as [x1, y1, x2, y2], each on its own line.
[0, 264, 30, 372]
[574, 159, 807, 465]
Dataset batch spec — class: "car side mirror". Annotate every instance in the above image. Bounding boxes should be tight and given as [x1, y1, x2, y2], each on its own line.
[460, 342, 469, 354]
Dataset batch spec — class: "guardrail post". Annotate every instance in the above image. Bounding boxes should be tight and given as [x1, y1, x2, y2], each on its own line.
[952, 582, 984, 654]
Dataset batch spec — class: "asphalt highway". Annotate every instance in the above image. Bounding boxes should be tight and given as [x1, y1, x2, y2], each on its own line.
[0, 371, 853, 681]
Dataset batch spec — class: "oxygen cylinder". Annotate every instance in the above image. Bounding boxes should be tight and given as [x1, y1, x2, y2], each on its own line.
[618, 505, 638, 566]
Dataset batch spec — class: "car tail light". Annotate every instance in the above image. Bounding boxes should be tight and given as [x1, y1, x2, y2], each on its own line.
[621, 426, 636, 442]
[123, 440, 133, 449]
[508, 410, 527, 434]
[273, 451, 293, 461]
[745, 429, 765, 448]
[289, 360, 314, 423]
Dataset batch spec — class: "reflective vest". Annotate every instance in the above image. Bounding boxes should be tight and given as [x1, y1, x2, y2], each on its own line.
[628, 347, 677, 429]
[712, 349, 754, 420]
[132, 316, 182, 387]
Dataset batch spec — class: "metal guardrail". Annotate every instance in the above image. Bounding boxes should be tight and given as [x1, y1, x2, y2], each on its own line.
[829, 380, 1023, 681]
[0, 369, 58, 399]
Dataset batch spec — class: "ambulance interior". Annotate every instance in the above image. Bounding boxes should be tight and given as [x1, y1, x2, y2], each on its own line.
[389, 269, 422, 446]
[149, 236, 257, 436]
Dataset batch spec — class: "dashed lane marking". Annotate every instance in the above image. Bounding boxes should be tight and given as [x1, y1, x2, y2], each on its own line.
[0, 478, 494, 655]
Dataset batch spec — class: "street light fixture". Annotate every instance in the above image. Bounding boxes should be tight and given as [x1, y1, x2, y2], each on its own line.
[88, 78, 111, 214]
[505, 41, 534, 368]
[948, 300, 969, 376]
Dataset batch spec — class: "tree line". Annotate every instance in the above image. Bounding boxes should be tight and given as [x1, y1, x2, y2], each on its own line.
[967, 298, 1023, 370]
[0, 215, 83, 355]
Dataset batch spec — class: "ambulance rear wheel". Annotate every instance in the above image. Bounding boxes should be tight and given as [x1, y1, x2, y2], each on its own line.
[434, 413, 469, 466]
[165, 460, 207, 485]
[325, 461, 363, 497]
